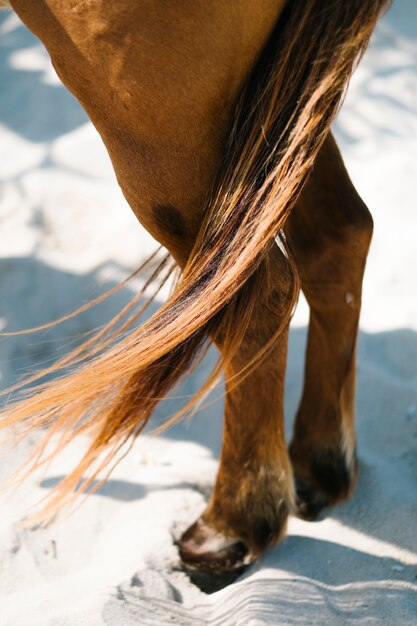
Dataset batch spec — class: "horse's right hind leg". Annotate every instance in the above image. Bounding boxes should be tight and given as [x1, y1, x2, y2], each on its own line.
[286, 133, 373, 520]
[178, 243, 296, 577]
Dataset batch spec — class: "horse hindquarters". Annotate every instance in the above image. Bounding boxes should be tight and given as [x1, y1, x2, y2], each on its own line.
[4, 0, 386, 578]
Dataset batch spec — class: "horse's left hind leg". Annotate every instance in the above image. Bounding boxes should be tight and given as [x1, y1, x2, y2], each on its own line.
[179, 243, 296, 574]
[285, 133, 373, 520]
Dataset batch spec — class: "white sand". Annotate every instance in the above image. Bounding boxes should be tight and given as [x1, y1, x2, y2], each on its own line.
[0, 3, 416, 624]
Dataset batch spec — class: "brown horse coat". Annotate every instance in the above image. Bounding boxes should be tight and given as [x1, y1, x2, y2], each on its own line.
[1, 0, 387, 575]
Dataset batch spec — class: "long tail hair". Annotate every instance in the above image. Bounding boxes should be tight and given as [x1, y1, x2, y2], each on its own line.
[1, 0, 387, 518]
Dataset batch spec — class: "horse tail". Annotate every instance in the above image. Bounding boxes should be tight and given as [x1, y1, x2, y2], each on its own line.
[1, 0, 387, 519]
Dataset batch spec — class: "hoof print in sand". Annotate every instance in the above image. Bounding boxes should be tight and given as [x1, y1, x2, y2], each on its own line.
[103, 569, 191, 626]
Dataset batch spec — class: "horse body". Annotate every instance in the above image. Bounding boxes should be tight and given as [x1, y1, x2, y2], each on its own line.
[10, 0, 286, 264]
[2, 0, 386, 579]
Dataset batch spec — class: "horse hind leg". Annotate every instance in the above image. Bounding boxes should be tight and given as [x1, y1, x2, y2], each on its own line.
[178, 243, 297, 579]
[125, 205, 297, 581]
[285, 133, 373, 520]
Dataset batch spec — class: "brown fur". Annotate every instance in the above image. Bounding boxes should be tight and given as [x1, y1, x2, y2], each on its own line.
[1, 0, 388, 572]
[286, 134, 373, 519]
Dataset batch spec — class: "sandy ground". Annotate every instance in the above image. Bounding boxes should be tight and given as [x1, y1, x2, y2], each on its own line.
[0, 2, 416, 624]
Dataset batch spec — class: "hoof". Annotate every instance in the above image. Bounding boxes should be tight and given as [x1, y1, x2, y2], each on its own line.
[291, 444, 358, 521]
[177, 518, 254, 591]
[294, 475, 329, 521]
[181, 563, 245, 594]
[178, 518, 252, 570]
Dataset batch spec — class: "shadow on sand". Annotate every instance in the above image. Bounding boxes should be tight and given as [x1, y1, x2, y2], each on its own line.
[0, 12, 88, 143]
[1, 256, 416, 601]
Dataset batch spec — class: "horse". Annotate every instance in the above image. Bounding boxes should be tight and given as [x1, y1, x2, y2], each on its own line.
[0, 0, 388, 579]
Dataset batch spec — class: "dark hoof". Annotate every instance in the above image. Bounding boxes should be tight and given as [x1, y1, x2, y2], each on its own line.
[290, 444, 357, 520]
[294, 476, 329, 521]
[181, 563, 245, 594]
[177, 518, 253, 591]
